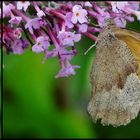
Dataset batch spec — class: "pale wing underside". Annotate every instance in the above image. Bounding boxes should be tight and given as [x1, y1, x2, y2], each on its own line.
[88, 73, 140, 127]
[88, 35, 140, 127]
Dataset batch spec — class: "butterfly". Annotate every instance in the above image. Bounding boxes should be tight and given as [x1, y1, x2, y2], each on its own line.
[87, 25, 140, 127]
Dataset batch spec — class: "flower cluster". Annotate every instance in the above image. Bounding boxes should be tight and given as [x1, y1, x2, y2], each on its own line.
[1, 1, 140, 78]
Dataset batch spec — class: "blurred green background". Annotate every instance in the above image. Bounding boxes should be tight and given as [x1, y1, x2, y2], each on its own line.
[2, 20, 140, 138]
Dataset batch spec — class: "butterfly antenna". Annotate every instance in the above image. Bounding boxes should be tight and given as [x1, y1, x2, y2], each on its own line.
[91, 22, 101, 27]
[84, 41, 97, 55]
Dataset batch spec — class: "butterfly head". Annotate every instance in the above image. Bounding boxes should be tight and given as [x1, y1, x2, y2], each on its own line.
[97, 27, 116, 44]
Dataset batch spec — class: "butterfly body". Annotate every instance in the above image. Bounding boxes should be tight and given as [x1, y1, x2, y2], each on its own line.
[87, 26, 140, 127]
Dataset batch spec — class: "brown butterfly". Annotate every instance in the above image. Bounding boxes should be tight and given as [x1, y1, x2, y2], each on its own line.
[87, 25, 140, 127]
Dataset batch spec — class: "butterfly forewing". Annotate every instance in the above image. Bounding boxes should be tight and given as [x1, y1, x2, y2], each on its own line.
[114, 28, 140, 79]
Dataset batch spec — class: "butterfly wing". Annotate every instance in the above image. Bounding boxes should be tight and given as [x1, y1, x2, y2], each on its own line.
[114, 28, 140, 79]
[88, 30, 140, 127]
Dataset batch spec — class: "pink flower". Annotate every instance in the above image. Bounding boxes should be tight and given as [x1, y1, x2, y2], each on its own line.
[17, 1, 30, 11]
[134, 11, 140, 20]
[125, 8, 140, 21]
[111, 2, 129, 13]
[9, 15, 22, 25]
[32, 36, 50, 54]
[3, 26, 14, 43]
[79, 24, 88, 33]
[58, 31, 81, 47]
[114, 17, 126, 28]
[25, 18, 45, 34]
[97, 12, 110, 27]
[110, 2, 140, 21]
[45, 47, 73, 61]
[65, 12, 74, 29]
[3, 2, 15, 18]
[3, 25, 28, 54]
[125, 16, 134, 22]
[84, 2, 92, 7]
[12, 40, 24, 54]
[55, 63, 80, 78]
[71, 5, 88, 24]
[93, 4, 110, 27]
[129, 1, 140, 10]
[37, 10, 45, 18]
[13, 28, 22, 39]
